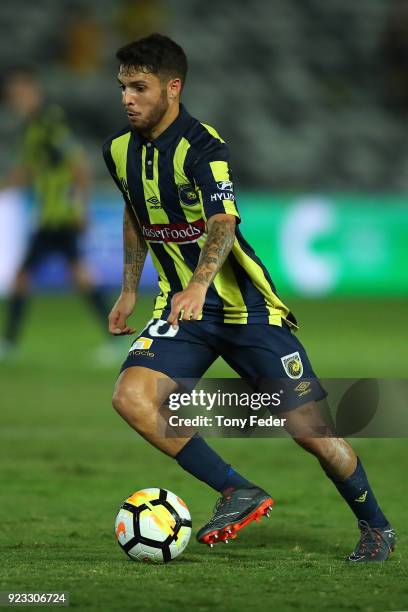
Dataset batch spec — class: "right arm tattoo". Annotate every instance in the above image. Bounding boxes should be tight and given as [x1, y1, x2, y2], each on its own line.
[190, 216, 236, 288]
[123, 205, 148, 292]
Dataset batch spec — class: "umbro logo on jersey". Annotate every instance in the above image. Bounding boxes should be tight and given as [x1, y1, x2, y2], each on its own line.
[217, 180, 233, 192]
[147, 196, 162, 209]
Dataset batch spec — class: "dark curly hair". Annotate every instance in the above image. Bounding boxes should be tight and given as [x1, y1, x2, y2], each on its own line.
[116, 33, 188, 86]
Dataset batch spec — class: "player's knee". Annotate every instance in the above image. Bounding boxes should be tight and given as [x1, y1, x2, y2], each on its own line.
[112, 382, 142, 415]
[112, 382, 154, 429]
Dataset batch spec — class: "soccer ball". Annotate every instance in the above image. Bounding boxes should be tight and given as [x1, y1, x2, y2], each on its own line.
[114, 488, 192, 563]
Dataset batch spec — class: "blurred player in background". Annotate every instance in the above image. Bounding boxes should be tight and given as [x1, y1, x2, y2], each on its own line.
[0, 67, 110, 359]
[104, 34, 395, 562]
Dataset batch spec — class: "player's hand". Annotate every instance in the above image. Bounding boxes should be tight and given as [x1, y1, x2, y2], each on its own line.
[108, 291, 137, 335]
[167, 282, 207, 328]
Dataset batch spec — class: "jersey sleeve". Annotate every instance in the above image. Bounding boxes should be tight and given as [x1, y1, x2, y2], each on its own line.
[102, 140, 120, 189]
[190, 140, 240, 223]
[102, 139, 130, 205]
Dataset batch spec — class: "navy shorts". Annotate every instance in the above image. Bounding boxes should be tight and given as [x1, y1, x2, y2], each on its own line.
[120, 319, 326, 413]
[21, 228, 80, 271]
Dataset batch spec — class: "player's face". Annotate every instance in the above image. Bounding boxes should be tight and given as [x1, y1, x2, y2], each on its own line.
[117, 67, 170, 134]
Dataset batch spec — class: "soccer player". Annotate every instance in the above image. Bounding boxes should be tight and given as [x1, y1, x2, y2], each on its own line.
[0, 67, 109, 358]
[104, 34, 395, 561]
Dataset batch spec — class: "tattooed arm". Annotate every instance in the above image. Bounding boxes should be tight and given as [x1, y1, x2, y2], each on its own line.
[122, 204, 148, 292]
[108, 204, 148, 335]
[167, 214, 236, 327]
[190, 214, 236, 287]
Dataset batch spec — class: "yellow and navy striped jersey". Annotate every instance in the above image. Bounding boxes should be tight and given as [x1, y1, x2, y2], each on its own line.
[103, 104, 297, 327]
[20, 105, 84, 229]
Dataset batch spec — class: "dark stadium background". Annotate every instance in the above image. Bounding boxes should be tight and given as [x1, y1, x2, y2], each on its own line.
[0, 2, 407, 611]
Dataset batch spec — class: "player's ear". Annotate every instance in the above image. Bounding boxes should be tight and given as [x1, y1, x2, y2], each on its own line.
[168, 77, 182, 100]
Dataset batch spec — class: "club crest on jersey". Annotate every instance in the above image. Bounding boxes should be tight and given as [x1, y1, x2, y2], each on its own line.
[178, 184, 199, 206]
[281, 351, 303, 379]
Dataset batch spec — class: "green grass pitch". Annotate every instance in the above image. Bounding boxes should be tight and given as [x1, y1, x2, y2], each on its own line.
[0, 294, 407, 611]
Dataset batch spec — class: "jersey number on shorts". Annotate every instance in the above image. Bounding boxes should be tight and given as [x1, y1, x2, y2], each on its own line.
[145, 319, 180, 338]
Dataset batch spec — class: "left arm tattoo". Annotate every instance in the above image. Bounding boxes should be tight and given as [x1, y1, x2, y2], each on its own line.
[190, 215, 236, 288]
